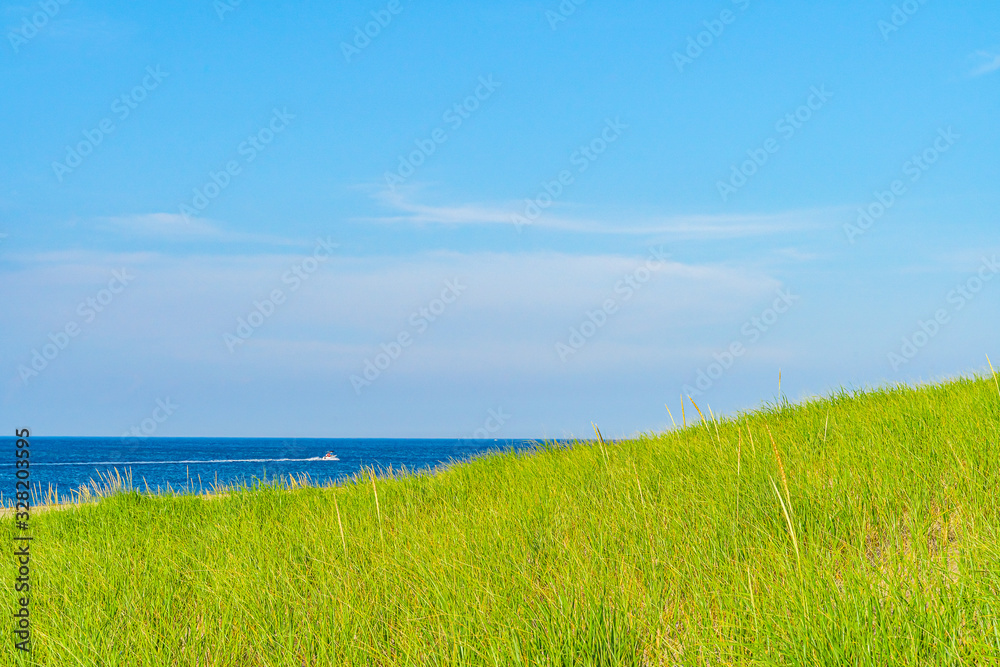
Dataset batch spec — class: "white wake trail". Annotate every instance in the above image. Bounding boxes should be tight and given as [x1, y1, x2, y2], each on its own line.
[34, 457, 338, 466]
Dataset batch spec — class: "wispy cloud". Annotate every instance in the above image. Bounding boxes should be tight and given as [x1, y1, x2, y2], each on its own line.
[357, 187, 831, 239]
[0, 247, 779, 375]
[95, 213, 306, 246]
[771, 247, 822, 263]
[99, 213, 220, 238]
[970, 49, 1000, 77]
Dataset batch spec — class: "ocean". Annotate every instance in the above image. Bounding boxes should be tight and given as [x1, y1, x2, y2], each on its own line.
[1, 436, 540, 505]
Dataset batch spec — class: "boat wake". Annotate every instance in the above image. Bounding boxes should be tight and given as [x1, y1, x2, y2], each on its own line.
[34, 457, 340, 466]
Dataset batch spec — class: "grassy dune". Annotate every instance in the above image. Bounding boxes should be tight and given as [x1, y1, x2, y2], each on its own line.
[5, 375, 1000, 665]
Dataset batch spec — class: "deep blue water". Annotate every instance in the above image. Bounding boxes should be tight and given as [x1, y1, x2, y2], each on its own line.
[1, 437, 540, 505]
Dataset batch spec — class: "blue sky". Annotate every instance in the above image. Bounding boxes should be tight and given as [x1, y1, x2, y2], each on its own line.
[2, 0, 998, 438]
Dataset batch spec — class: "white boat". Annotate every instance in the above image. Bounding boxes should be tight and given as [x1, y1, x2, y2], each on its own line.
[321, 451, 339, 461]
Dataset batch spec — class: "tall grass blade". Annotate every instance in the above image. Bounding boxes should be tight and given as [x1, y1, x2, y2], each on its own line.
[988, 354, 1000, 400]
[770, 476, 800, 570]
[370, 468, 384, 542]
[688, 396, 709, 432]
[593, 423, 609, 467]
[664, 403, 677, 429]
[335, 496, 347, 556]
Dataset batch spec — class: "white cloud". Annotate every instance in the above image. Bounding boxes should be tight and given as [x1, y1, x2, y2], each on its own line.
[970, 49, 1000, 77]
[0, 248, 781, 376]
[99, 213, 220, 237]
[771, 247, 821, 262]
[95, 213, 306, 246]
[357, 187, 831, 238]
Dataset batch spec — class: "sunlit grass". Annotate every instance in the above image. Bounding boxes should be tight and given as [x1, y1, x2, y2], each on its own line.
[4, 374, 1000, 665]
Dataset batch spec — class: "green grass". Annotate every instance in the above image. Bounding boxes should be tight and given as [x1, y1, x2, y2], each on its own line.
[5, 374, 1000, 665]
